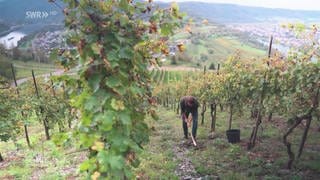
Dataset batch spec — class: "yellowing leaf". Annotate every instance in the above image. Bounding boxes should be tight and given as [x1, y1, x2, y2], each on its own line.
[185, 25, 192, 34]
[91, 171, 100, 180]
[91, 43, 103, 55]
[177, 44, 185, 52]
[111, 99, 125, 111]
[171, 2, 179, 12]
[91, 141, 104, 151]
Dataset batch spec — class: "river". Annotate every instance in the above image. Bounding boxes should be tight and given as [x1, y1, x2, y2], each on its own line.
[0, 23, 63, 49]
[0, 31, 26, 49]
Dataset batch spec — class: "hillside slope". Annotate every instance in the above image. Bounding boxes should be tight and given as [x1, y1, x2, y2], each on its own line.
[178, 2, 320, 23]
[0, 0, 63, 25]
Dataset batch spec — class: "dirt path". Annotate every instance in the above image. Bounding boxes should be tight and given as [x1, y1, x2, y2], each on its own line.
[165, 111, 220, 180]
[165, 112, 200, 179]
[173, 141, 199, 179]
[144, 109, 202, 179]
[10, 69, 78, 87]
[171, 121, 220, 179]
[12, 69, 64, 86]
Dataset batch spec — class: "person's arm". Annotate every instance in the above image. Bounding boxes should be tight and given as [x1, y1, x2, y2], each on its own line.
[193, 97, 200, 109]
[180, 98, 187, 121]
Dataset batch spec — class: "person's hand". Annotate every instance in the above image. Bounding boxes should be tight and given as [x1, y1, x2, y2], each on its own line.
[187, 116, 192, 127]
[182, 113, 187, 123]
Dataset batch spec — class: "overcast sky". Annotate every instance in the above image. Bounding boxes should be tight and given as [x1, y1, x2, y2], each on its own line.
[158, 0, 320, 11]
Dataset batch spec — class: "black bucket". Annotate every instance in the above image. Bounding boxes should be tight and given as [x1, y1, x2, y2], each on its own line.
[226, 129, 240, 143]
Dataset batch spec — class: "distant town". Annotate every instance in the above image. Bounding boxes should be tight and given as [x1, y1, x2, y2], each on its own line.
[227, 23, 320, 54]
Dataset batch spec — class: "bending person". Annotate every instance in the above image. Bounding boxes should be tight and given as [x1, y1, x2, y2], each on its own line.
[180, 96, 199, 139]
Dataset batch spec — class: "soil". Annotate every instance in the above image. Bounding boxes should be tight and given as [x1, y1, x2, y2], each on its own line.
[173, 139, 200, 180]
[173, 139, 220, 180]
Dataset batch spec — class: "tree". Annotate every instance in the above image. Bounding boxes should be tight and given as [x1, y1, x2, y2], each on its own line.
[200, 54, 208, 61]
[12, 47, 21, 60]
[0, 44, 7, 56]
[209, 62, 215, 70]
[0, 77, 21, 161]
[0, 57, 14, 79]
[171, 55, 178, 65]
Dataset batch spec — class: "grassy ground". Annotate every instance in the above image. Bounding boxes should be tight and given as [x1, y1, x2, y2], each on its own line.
[135, 111, 180, 179]
[170, 24, 266, 67]
[12, 60, 60, 79]
[0, 118, 85, 179]
[184, 36, 266, 65]
[1, 106, 319, 179]
[136, 106, 320, 179]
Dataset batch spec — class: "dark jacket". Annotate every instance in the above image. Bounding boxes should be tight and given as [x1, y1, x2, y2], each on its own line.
[180, 96, 199, 114]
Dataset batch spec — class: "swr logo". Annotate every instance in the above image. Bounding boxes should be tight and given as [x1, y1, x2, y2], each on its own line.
[26, 11, 49, 19]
